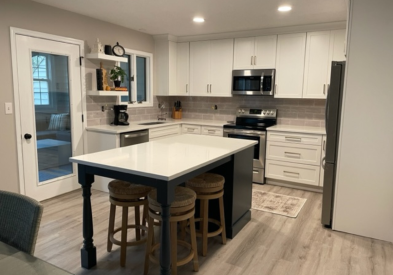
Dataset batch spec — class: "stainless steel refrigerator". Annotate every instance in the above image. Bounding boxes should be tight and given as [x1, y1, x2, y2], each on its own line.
[321, 61, 346, 228]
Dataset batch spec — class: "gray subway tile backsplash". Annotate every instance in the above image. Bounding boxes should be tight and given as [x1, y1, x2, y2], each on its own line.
[86, 95, 325, 127]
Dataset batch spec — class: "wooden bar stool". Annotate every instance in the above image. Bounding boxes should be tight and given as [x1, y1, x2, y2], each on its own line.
[186, 173, 226, 256]
[107, 180, 152, 267]
[144, 186, 199, 275]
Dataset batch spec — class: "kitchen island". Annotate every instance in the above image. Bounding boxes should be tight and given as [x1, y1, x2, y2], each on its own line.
[70, 134, 256, 275]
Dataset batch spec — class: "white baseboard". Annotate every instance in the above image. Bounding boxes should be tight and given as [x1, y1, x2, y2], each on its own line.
[265, 178, 323, 193]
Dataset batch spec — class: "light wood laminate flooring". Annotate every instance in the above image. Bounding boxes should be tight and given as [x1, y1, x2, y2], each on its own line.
[35, 184, 393, 275]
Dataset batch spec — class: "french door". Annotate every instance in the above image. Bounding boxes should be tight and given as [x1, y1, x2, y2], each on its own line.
[15, 35, 84, 201]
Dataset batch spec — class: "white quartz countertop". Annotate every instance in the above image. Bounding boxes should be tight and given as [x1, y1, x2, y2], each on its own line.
[70, 134, 256, 181]
[267, 125, 326, 135]
[86, 119, 229, 134]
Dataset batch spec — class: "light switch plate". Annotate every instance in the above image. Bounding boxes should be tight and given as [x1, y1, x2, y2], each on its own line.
[5, 102, 13, 114]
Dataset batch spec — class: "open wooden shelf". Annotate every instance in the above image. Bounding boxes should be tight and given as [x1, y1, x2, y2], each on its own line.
[86, 53, 127, 63]
[87, 90, 128, 96]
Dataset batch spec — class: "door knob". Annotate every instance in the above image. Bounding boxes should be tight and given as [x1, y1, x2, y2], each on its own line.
[24, 133, 32, 140]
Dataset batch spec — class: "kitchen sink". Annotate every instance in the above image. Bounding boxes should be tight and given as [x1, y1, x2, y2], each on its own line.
[138, 122, 167, 125]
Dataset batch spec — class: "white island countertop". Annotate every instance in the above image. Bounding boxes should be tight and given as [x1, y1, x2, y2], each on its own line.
[86, 119, 229, 134]
[70, 134, 256, 181]
[267, 125, 326, 135]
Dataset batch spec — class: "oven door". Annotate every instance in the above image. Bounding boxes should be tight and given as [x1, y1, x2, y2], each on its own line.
[223, 130, 266, 169]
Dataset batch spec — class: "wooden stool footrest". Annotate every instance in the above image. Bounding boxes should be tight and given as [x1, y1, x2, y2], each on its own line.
[149, 240, 196, 267]
[110, 224, 148, 246]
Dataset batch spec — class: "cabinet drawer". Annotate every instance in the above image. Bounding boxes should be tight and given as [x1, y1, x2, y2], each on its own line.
[266, 141, 321, 166]
[182, 124, 201, 134]
[149, 125, 180, 140]
[267, 131, 322, 146]
[266, 160, 320, 186]
[201, 126, 223, 137]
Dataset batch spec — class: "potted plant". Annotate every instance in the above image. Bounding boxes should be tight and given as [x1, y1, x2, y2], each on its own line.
[110, 66, 127, 87]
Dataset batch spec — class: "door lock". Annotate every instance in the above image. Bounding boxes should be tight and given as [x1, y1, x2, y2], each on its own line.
[24, 133, 32, 140]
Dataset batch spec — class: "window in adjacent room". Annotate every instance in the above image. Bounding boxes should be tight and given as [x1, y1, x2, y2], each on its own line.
[120, 49, 153, 107]
[32, 53, 50, 105]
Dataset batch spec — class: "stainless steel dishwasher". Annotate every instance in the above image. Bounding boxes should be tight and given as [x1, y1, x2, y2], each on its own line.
[120, 130, 149, 147]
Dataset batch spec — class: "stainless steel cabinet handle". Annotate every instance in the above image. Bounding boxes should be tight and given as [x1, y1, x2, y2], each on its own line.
[210, 84, 212, 93]
[284, 152, 301, 158]
[251, 56, 253, 65]
[187, 128, 195, 132]
[285, 136, 302, 142]
[207, 84, 209, 93]
[254, 55, 257, 65]
[208, 130, 215, 133]
[186, 84, 188, 93]
[323, 84, 326, 95]
[283, 171, 300, 178]
[124, 132, 148, 138]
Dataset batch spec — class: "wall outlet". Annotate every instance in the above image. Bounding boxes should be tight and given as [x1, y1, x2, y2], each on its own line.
[5, 102, 12, 114]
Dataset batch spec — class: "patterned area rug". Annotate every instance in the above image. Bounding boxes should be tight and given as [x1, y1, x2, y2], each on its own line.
[252, 190, 307, 218]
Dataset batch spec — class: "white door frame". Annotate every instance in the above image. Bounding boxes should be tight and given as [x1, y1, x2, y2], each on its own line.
[10, 27, 87, 195]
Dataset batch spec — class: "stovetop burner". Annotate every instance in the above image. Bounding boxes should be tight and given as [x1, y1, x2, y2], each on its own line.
[223, 108, 277, 131]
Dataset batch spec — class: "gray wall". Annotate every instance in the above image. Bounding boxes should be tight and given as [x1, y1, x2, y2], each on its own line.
[0, 0, 154, 192]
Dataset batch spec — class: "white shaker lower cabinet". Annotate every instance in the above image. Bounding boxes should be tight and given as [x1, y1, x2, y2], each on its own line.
[266, 131, 323, 188]
[149, 124, 181, 141]
[201, 126, 223, 137]
[182, 124, 202, 134]
[182, 124, 223, 136]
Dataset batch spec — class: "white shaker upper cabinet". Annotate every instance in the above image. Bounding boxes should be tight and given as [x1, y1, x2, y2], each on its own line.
[190, 41, 210, 96]
[303, 30, 346, 99]
[303, 31, 332, 99]
[233, 35, 277, 69]
[275, 33, 307, 98]
[175, 42, 190, 96]
[209, 39, 234, 96]
[190, 39, 233, 97]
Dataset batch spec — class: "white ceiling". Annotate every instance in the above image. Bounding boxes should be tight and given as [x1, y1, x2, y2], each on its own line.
[32, 0, 347, 37]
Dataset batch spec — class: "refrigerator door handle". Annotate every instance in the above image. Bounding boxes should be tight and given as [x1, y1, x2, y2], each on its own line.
[325, 84, 331, 134]
[321, 157, 326, 169]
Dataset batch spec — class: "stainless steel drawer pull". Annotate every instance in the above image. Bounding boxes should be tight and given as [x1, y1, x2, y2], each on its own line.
[187, 128, 195, 132]
[251, 56, 253, 65]
[186, 84, 188, 93]
[208, 130, 215, 133]
[284, 152, 301, 158]
[285, 136, 302, 142]
[283, 171, 300, 178]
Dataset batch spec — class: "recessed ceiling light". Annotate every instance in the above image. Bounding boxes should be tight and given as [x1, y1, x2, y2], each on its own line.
[193, 17, 205, 23]
[278, 5, 292, 12]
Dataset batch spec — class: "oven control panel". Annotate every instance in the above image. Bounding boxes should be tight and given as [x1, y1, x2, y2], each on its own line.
[237, 108, 277, 118]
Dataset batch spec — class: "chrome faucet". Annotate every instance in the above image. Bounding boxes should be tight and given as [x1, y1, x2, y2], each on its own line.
[157, 103, 166, 121]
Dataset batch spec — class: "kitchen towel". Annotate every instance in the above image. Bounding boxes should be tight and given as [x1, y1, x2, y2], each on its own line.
[252, 190, 307, 218]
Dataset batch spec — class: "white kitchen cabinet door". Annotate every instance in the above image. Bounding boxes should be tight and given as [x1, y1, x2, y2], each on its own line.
[331, 29, 346, 62]
[209, 39, 234, 96]
[254, 35, 277, 69]
[190, 41, 210, 96]
[275, 33, 306, 98]
[303, 31, 332, 99]
[175, 42, 190, 95]
[233, 37, 254, 69]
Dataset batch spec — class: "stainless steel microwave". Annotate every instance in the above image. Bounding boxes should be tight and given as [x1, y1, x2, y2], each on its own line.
[232, 69, 275, 96]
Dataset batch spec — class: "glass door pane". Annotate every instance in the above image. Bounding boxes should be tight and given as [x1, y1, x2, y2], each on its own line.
[136, 56, 146, 101]
[32, 52, 73, 183]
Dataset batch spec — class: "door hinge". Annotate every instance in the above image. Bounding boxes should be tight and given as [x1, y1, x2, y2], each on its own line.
[79, 56, 84, 66]
[82, 114, 84, 122]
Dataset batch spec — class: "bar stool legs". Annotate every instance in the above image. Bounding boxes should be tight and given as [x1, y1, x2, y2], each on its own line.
[186, 173, 227, 257]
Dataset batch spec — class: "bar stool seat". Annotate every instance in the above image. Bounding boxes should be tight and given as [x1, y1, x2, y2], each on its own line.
[107, 180, 152, 267]
[144, 187, 199, 275]
[186, 173, 226, 257]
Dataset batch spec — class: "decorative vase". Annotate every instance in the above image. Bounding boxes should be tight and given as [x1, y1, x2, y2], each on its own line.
[114, 80, 121, 87]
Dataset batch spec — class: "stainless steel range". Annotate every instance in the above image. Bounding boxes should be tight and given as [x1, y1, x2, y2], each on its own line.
[223, 108, 277, 184]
